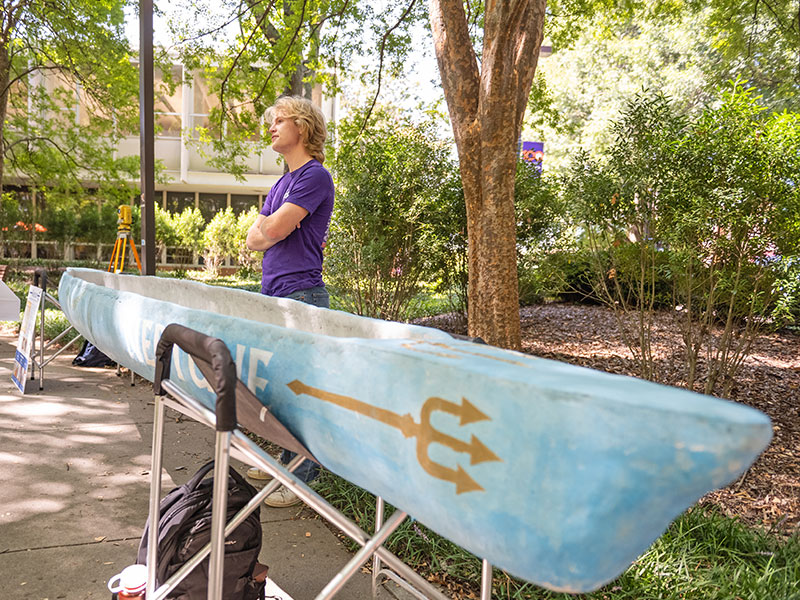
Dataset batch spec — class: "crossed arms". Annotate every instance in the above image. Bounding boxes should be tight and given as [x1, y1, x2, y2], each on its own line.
[246, 202, 309, 251]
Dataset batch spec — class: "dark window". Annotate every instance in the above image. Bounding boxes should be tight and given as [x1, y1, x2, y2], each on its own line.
[36, 242, 59, 259]
[230, 194, 259, 214]
[167, 246, 193, 265]
[199, 193, 227, 222]
[73, 244, 98, 260]
[6, 241, 31, 258]
[166, 192, 196, 215]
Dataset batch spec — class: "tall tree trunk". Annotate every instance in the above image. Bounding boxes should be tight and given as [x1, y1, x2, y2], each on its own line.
[0, 44, 10, 194]
[288, 63, 305, 96]
[430, 0, 545, 349]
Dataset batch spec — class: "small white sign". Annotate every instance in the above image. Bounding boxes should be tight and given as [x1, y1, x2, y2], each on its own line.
[0, 280, 20, 320]
[12, 286, 43, 393]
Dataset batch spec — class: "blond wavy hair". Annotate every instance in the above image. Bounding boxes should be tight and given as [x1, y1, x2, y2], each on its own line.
[266, 96, 327, 164]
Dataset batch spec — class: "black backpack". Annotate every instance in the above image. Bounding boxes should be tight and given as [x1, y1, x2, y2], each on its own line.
[73, 340, 116, 368]
[137, 461, 266, 600]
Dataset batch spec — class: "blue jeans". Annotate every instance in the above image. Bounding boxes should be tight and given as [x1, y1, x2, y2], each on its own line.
[280, 285, 329, 483]
[286, 286, 330, 308]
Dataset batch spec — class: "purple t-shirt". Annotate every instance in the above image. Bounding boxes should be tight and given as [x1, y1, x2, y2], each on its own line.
[259, 159, 334, 297]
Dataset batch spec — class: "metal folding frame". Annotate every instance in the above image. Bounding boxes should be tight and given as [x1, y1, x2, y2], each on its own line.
[147, 323, 495, 600]
[29, 269, 134, 389]
[29, 270, 82, 391]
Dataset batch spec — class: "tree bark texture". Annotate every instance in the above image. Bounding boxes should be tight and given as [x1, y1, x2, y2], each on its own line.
[430, 0, 545, 349]
[0, 44, 9, 194]
[0, 0, 16, 195]
[0, 0, 28, 194]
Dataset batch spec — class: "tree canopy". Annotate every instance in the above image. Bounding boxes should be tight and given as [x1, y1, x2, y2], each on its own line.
[527, 1, 800, 173]
[0, 0, 140, 194]
[161, 0, 427, 175]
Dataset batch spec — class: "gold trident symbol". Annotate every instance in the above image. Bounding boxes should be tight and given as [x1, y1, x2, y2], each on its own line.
[287, 380, 501, 494]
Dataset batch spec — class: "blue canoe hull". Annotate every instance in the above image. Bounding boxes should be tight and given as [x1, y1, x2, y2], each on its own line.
[59, 268, 772, 593]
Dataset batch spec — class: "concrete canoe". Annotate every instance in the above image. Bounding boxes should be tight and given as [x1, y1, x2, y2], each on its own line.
[58, 268, 772, 593]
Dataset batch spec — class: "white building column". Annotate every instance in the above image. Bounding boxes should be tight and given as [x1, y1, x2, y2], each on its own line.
[180, 65, 192, 184]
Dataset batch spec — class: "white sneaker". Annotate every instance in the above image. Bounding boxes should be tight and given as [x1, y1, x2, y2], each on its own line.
[264, 486, 302, 508]
[246, 467, 273, 481]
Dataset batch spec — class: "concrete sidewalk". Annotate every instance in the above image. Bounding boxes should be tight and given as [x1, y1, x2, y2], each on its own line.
[0, 331, 414, 600]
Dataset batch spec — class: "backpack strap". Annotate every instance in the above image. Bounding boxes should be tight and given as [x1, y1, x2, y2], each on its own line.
[185, 460, 253, 497]
[184, 460, 216, 491]
[227, 464, 251, 488]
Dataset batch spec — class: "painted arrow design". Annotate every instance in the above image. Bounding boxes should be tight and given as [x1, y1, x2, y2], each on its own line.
[287, 380, 501, 493]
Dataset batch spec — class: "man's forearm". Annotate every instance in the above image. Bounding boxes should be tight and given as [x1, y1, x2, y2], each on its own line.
[246, 215, 285, 251]
[246, 204, 308, 251]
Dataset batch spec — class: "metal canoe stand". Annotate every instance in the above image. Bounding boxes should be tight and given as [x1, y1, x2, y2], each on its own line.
[146, 324, 466, 600]
[371, 498, 495, 600]
[116, 362, 136, 386]
[29, 270, 82, 391]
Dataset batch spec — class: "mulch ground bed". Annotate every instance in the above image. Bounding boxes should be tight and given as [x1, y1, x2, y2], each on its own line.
[415, 303, 800, 537]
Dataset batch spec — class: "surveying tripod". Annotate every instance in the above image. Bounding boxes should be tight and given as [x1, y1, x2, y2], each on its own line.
[108, 205, 142, 274]
[107, 204, 141, 385]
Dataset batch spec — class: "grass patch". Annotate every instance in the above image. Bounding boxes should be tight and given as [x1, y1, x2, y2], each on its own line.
[1, 307, 83, 348]
[178, 269, 262, 293]
[326, 284, 462, 321]
[313, 470, 800, 599]
[406, 287, 462, 321]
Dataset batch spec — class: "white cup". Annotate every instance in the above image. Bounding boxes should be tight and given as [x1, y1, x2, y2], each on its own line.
[107, 564, 147, 595]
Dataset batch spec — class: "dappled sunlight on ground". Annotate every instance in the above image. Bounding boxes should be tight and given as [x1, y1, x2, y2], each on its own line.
[0, 333, 218, 550]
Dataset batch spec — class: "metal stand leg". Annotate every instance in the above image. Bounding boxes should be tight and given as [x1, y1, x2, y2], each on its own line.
[372, 496, 385, 598]
[481, 559, 493, 600]
[146, 396, 166, 599]
[316, 509, 408, 600]
[28, 272, 82, 391]
[37, 291, 44, 390]
[154, 375, 452, 600]
[117, 364, 136, 386]
[371, 495, 446, 600]
[208, 431, 232, 600]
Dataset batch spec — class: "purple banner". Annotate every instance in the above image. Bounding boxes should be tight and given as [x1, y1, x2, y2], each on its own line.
[521, 141, 544, 172]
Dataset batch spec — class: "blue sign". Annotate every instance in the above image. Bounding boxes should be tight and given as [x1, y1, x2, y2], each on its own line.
[12, 349, 29, 393]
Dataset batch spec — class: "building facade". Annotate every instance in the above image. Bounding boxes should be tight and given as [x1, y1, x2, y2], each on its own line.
[2, 62, 336, 268]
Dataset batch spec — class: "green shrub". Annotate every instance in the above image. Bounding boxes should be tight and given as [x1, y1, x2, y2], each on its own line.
[519, 249, 590, 305]
[327, 107, 459, 322]
[155, 204, 178, 257]
[661, 83, 800, 393]
[234, 207, 261, 276]
[36, 308, 82, 346]
[562, 83, 800, 389]
[202, 207, 238, 276]
[173, 207, 206, 256]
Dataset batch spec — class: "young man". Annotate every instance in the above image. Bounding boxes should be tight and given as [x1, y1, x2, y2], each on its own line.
[245, 95, 334, 507]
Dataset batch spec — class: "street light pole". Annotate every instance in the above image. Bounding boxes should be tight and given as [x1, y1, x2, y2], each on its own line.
[139, 0, 156, 275]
